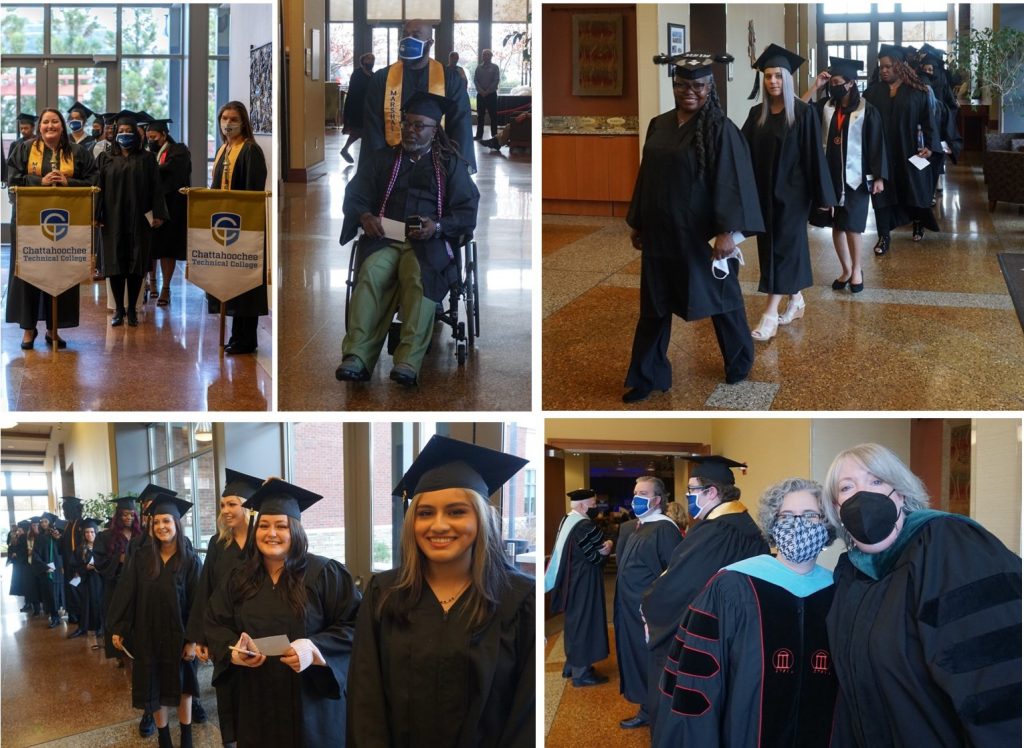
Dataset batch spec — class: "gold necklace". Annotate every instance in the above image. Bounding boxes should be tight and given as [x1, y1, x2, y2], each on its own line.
[438, 580, 470, 607]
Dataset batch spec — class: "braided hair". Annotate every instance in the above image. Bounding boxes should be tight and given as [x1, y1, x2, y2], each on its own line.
[693, 81, 726, 181]
[891, 58, 930, 93]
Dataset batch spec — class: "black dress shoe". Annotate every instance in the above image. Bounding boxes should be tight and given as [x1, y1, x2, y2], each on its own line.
[127, 309, 138, 327]
[139, 712, 155, 738]
[831, 278, 850, 290]
[561, 664, 571, 678]
[225, 342, 257, 355]
[336, 355, 370, 382]
[20, 604, 32, 613]
[44, 331, 68, 348]
[48, 617, 61, 628]
[623, 387, 658, 403]
[619, 714, 649, 729]
[67, 627, 86, 639]
[21, 329, 39, 349]
[850, 275, 865, 293]
[111, 311, 125, 327]
[572, 671, 609, 687]
[192, 699, 208, 724]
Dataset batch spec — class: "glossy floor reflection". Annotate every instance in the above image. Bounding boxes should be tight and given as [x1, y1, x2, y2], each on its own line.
[279, 131, 532, 411]
[543, 157, 1024, 410]
[1, 257, 272, 412]
[0, 565, 222, 748]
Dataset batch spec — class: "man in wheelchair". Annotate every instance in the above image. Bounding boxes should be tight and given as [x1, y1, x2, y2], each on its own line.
[336, 91, 480, 386]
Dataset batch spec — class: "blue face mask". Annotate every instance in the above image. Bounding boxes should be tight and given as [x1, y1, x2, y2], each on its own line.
[398, 35, 427, 60]
[631, 495, 652, 518]
[686, 488, 709, 519]
[68, 119, 84, 132]
[116, 133, 137, 149]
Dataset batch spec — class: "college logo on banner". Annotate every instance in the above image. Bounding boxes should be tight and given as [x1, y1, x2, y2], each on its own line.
[40, 209, 70, 242]
[211, 212, 242, 247]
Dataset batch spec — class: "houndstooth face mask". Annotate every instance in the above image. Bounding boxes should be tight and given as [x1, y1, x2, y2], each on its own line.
[772, 517, 829, 564]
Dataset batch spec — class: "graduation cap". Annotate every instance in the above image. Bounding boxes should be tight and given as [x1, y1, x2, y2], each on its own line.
[143, 494, 192, 519]
[660, 51, 734, 81]
[402, 91, 453, 122]
[60, 495, 83, 505]
[80, 518, 102, 531]
[146, 118, 172, 134]
[918, 43, 946, 68]
[392, 435, 529, 511]
[749, 43, 805, 99]
[100, 112, 119, 127]
[223, 469, 264, 499]
[29, 516, 42, 524]
[877, 44, 906, 62]
[17, 519, 31, 529]
[685, 455, 747, 485]
[243, 478, 323, 520]
[828, 56, 864, 82]
[135, 110, 156, 126]
[16, 112, 37, 127]
[108, 496, 138, 513]
[138, 483, 177, 504]
[41, 511, 60, 525]
[112, 109, 141, 127]
[67, 101, 94, 120]
[567, 488, 596, 502]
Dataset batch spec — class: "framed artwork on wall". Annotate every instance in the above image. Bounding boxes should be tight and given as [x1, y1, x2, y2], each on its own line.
[667, 23, 686, 77]
[571, 13, 623, 96]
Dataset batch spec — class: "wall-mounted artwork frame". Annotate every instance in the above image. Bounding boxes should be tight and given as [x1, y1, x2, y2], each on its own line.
[571, 13, 623, 96]
[667, 23, 686, 77]
[250, 42, 272, 134]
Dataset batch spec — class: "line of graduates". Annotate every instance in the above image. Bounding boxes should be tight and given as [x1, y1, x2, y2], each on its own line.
[5, 99, 267, 354]
[622, 42, 961, 402]
[545, 445, 1021, 746]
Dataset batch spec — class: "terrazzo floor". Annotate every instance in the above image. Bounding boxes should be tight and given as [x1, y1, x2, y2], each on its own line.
[543, 158, 1024, 410]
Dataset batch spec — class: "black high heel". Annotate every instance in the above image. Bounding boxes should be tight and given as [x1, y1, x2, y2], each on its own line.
[20, 329, 39, 349]
[45, 331, 67, 349]
[832, 278, 850, 290]
[873, 236, 891, 256]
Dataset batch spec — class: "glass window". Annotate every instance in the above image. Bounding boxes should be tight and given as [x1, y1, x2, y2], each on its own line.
[367, 0, 402, 21]
[406, 0, 440, 20]
[848, 22, 870, 40]
[454, 0, 479, 22]
[902, 21, 925, 43]
[150, 424, 168, 467]
[51, 7, 117, 55]
[900, 1, 948, 13]
[925, 21, 945, 42]
[122, 6, 180, 55]
[10, 473, 48, 491]
[502, 422, 537, 553]
[1, 6, 44, 54]
[329, 0, 353, 22]
[370, 423, 401, 571]
[290, 423, 346, 563]
[330, 22, 355, 84]
[876, 2, 896, 12]
[825, 22, 847, 42]
[821, 1, 872, 15]
[492, 23, 528, 92]
[194, 450, 217, 548]
[493, 0, 528, 23]
[372, 26, 400, 68]
[209, 5, 229, 56]
[454, 21, 479, 102]
[120, 58, 172, 118]
[57, 67, 107, 117]
[878, 21, 895, 44]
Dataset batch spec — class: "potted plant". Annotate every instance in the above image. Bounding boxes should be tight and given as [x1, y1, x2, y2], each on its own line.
[502, 12, 532, 86]
[951, 26, 1024, 126]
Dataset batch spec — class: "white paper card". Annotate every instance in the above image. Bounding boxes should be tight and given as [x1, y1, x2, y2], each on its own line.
[46, 562, 55, 572]
[380, 217, 407, 242]
[144, 210, 154, 226]
[941, 141, 952, 154]
[252, 634, 291, 656]
[908, 154, 930, 171]
[69, 576, 82, 587]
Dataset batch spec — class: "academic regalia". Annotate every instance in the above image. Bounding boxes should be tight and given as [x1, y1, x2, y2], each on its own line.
[60, 513, 84, 623]
[347, 568, 534, 748]
[71, 536, 104, 633]
[827, 511, 1022, 747]
[94, 500, 141, 659]
[361, 61, 476, 173]
[9, 533, 33, 602]
[625, 107, 765, 390]
[31, 529, 63, 618]
[107, 540, 202, 711]
[652, 557, 838, 747]
[863, 81, 941, 232]
[641, 504, 769, 723]
[613, 515, 682, 706]
[548, 514, 610, 673]
[4, 139, 97, 330]
[811, 97, 888, 233]
[205, 554, 360, 748]
[150, 140, 191, 261]
[95, 147, 169, 275]
[741, 98, 835, 294]
[343, 66, 373, 132]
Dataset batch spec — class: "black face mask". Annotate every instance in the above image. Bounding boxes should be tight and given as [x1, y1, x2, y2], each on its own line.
[829, 84, 849, 102]
[586, 507, 600, 520]
[840, 489, 899, 545]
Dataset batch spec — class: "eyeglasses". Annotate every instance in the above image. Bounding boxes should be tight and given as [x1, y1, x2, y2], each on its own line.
[688, 485, 710, 493]
[775, 511, 825, 525]
[400, 119, 437, 133]
[672, 80, 710, 93]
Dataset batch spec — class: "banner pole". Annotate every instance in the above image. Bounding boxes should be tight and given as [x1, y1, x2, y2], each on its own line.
[51, 296, 58, 352]
[220, 308, 226, 349]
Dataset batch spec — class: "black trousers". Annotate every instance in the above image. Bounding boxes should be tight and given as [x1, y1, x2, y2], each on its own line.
[625, 306, 754, 390]
[476, 92, 498, 138]
[230, 316, 259, 348]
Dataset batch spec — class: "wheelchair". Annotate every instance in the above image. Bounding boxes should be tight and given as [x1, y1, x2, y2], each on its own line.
[344, 233, 480, 366]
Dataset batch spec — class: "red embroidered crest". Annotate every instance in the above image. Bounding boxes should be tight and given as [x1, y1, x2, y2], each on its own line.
[811, 649, 831, 675]
[772, 648, 793, 673]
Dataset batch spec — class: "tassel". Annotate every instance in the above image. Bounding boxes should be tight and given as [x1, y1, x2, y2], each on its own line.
[748, 69, 761, 100]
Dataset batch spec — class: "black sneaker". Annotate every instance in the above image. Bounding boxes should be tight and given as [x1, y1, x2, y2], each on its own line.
[139, 712, 156, 738]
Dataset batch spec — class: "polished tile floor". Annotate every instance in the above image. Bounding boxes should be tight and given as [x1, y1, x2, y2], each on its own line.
[543, 157, 1024, 410]
[279, 131, 532, 411]
[0, 564, 222, 747]
[1, 258, 272, 412]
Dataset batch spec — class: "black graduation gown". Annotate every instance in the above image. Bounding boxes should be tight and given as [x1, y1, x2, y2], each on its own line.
[652, 565, 838, 747]
[5, 139, 97, 329]
[343, 68, 373, 131]
[205, 554, 360, 748]
[70, 542, 104, 631]
[613, 517, 682, 705]
[31, 531, 63, 614]
[151, 141, 191, 260]
[810, 98, 889, 233]
[94, 528, 138, 659]
[863, 82, 940, 230]
[361, 62, 476, 173]
[107, 543, 202, 711]
[741, 99, 835, 295]
[826, 514, 1022, 747]
[206, 141, 270, 317]
[95, 148, 169, 276]
[549, 517, 609, 670]
[627, 111, 764, 322]
[641, 507, 769, 722]
[347, 568, 534, 748]
[9, 535, 33, 600]
[60, 517, 84, 620]
[340, 146, 480, 302]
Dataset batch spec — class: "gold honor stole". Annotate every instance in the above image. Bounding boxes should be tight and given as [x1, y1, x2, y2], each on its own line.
[213, 141, 246, 189]
[28, 140, 75, 176]
[384, 59, 446, 146]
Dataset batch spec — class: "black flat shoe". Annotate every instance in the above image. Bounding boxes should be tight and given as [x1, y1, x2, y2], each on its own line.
[873, 236, 890, 256]
[623, 387, 666, 403]
[336, 355, 371, 381]
[561, 664, 571, 678]
[127, 309, 138, 327]
[225, 343, 257, 355]
[20, 329, 39, 349]
[832, 278, 850, 290]
[44, 331, 68, 348]
[619, 714, 650, 729]
[111, 311, 125, 327]
[572, 671, 609, 687]
[67, 627, 86, 639]
[48, 617, 61, 628]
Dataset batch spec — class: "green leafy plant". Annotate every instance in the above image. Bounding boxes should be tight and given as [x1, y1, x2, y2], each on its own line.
[952, 27, 1024, 111]
[82, 490, 133, 524]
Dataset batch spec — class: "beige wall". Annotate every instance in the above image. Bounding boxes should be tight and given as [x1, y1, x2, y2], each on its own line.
[546, 418, 713, 444]
[284, 0, 326, 175]
[50, 424, 116, 507]
[711, 418, 812, 509]
[971, 419, 1023, 555]
[724, 3, 788, 128]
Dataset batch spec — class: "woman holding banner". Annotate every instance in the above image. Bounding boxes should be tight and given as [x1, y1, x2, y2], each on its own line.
[5, 108, 98, 349]
[208, 101, 268, 355]
[96, 110, 169, 328]
[146, 119, 191, 307]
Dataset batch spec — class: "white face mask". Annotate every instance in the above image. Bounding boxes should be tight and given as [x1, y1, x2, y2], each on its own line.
[221, 122, 240, 137]
[712, 247, 745, 279]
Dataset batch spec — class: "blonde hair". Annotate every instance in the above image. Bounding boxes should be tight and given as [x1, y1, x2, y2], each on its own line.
[758, 67, 796, 127]
[215, 494, 251, 547]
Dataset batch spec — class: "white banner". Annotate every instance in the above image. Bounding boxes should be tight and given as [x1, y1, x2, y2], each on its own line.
[15, 188, 94, 297]
[185, 189, 267, 303]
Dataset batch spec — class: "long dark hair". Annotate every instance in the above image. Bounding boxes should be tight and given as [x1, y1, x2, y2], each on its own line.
[34, 108, 73, 162]
[144, 514, 187, 579]
[217, 101, 255, 143]
[106, 511, 141, 558]
[433, 126, 467, 167]
[234, 516, 309, 619]
[889, 57, 930, 93]
[693, 82, 726, 181]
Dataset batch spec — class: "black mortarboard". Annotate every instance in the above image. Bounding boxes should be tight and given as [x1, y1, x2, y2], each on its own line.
[100, 112, 119, 126]
[109, 496, 138, 512]
[41, 512, 59, 524]
[686, 455, 747, 485]
[828, 56, 864, 81]
[919, 43, 944, 60]
[146, 118, 172, 133]
[144, 494, 192, 519]
[671, 52, 728, 80]
[17, 520, 30, 529]
[138, 483, 176, 504]
[134, 110, 155, 125]
[16, 112, 37, 126]
[567, 488, 597, 501]
[749, 44, 805, 99]
[243, 478, 322, 520]
[29, 516, 41, 524]
[878, 44, 906, 62]
[392, 435, 529, 509]
[67, 101, 94, 120]
[60, 495, 82, 505]
[80, 517, 101, 531]
[402, 91, 453, 122]
[223, 469, 264, 499]
[113, 109, 139, 127]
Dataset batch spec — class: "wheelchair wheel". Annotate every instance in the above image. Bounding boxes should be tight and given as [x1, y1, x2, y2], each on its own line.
[470, 241, 480, 340]
[387, 321, 401, 355]
[457, 340, 467, 366]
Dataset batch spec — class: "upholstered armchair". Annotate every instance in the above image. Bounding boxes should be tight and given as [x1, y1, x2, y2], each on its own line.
[983, 132, 1024, 211]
